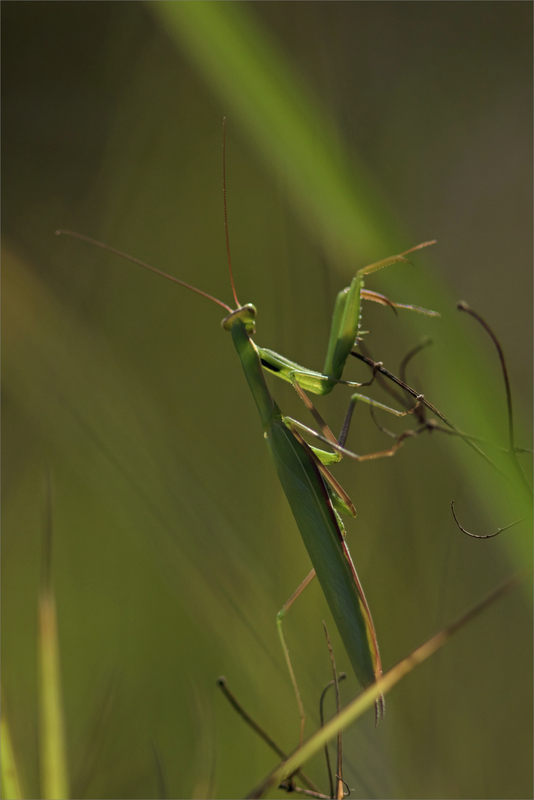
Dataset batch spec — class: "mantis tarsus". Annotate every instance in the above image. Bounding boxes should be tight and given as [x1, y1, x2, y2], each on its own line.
[56, 127, 442, 735]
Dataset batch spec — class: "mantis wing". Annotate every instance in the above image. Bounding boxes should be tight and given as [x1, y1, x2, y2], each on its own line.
[231, 319, 381, 693]
[266, 417, 381, 691]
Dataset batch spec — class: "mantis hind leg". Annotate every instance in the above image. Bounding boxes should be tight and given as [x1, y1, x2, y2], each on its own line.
[276, 567, 385, 743]
[338, 392, 424, 449]
[289, 371, 425, 458]
[285, 386, 426, 468]
[276, 568, 316, 747]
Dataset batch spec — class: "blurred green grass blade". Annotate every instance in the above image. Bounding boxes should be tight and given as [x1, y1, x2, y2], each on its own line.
[38, 591, 69, 800]
[247, 573, 522, 798]
[1, 691, 25, 800]
[152, 1, 393, 262]
[151, 1, 532, 585]
[38, 477, 69, 800]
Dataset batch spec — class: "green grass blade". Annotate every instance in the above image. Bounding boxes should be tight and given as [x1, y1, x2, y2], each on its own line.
[1, 691, 25, 800]
[152, 1, 392, 262]
[38, 591, 69, 800]
[38, 477, 69, 800]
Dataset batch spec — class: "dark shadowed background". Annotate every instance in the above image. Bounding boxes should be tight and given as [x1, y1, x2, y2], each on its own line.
[2, 3, 532, 799]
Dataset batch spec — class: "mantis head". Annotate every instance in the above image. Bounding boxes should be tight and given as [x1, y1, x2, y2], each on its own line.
[221, 304, 257, 335]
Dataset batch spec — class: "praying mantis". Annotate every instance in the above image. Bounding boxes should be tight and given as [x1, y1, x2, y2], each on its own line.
[56, 127, 442, 734]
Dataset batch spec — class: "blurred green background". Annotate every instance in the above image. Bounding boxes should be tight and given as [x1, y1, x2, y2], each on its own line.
[2, 3, 532, 799]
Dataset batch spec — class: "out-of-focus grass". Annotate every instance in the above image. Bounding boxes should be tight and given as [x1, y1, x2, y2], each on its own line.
[3, 3, 532, 798]
[1, 690, 25, 800]
[38, 476, 69, 800]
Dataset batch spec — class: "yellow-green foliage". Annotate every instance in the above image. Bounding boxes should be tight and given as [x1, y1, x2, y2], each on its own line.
[3, 3, 531, 798]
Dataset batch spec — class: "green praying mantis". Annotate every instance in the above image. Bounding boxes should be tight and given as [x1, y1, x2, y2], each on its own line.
[56, 129, 443, 734]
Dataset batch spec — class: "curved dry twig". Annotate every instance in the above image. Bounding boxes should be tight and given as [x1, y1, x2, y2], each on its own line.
[399, 337, 432, 387]
[457, 302, 515, 451]
[335, 775, 351, 798]
[319, 673, 346, 800]
[216, 677, 320, 795]
[451, 501, 524, 540]
[457, 301, 531, 496]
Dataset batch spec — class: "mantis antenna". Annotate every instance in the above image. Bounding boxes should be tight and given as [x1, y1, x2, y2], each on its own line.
[54, 229, 233, 314]
[222, 117, 241, 309]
